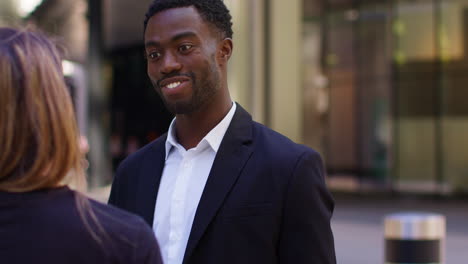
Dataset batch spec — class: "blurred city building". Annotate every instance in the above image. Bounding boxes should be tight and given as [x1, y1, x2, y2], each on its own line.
[1, 0, 467, 195]
[303, 0, 468, 195]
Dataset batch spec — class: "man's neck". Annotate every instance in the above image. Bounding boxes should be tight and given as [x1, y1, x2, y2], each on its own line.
[174, 99, 232, 150]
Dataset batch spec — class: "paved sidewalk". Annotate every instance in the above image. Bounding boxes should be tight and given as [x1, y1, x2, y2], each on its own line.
[332, 194, 468, 264]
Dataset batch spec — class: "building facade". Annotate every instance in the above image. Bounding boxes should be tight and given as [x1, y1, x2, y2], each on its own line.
[302, 0, 468, 194]
[2, 0, 467, 194]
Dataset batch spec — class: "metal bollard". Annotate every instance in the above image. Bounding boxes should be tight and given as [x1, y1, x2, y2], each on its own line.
[384, 212, 445, 264]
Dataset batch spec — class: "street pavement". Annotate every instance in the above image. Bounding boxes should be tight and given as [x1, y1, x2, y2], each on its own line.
[332, 193, 468, 264]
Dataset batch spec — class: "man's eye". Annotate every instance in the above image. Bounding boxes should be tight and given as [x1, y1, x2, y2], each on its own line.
[179, 44, 193, 52]
[148, 52, 161, 60]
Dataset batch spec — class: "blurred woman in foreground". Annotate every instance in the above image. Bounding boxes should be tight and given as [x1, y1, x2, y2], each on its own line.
[0, 27, 162, 264]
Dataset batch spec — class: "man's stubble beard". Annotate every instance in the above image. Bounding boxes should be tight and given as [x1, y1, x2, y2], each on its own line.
[153, 58, 221, 115]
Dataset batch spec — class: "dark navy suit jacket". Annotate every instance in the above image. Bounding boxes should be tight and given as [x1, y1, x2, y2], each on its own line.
[109, 104, 336, 264]
[0, 187, 162, 264]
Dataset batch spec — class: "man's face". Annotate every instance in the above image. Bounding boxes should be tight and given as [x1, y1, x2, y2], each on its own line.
[144, 6, 222, 115]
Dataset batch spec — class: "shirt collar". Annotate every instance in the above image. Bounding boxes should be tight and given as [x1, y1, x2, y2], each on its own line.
[165, 102, 237, 160]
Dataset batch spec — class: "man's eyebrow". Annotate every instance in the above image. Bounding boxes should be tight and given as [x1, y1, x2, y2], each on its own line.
[145, 31, 198, 48]
[171, 31, 198, 42]
[145, 40, 160, 48]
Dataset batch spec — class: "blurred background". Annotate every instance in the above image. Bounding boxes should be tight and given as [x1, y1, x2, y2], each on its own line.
[1, 0, 467, 262]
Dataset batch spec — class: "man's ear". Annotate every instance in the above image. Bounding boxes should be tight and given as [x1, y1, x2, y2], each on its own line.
[217, 38, 233, 67]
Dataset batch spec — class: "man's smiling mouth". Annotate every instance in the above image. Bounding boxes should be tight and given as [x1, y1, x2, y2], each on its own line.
[166, 81, 182, 89]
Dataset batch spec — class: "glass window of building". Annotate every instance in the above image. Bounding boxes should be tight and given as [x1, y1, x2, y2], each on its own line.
[303, 0, 468, 194]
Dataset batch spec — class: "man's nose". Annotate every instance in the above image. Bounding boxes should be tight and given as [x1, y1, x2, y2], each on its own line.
[160, 52, 182, 74]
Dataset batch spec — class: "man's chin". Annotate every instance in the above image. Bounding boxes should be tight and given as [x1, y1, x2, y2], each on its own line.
[165, 101, 196, 115]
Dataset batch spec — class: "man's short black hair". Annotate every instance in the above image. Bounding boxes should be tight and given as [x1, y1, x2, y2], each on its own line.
[144, 0, 233, 39]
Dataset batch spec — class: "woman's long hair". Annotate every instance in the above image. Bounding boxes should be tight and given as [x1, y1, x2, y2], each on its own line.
[0, 27, 84, 191]
[0, 27, 113, 246]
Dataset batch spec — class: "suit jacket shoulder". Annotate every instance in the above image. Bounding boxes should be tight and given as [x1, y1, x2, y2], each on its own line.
[250, 120, 323, 173]
[108, 135, 167, 224]
[117, 135, 167, 175]
[0, 187, 162, 264]
[89, 197, 163, 264]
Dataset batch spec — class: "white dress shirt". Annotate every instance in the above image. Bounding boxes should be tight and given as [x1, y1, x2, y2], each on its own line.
[153, 103, 237, 264]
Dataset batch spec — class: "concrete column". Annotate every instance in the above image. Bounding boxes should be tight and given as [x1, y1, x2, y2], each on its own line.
[87, 0, 111, 187]
[225, 0, 250, 111]
[225, 0, 266, 124]
[249, 0, 266, 124]
[269, 0, 303, 143]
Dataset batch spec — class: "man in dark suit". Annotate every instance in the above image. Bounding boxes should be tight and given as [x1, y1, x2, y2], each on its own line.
[109, 0, 336, 263]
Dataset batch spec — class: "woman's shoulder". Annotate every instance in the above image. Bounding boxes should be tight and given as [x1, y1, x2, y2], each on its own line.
[81, 192, 162, 263]
[89, 197, 149, 231]
[0, 187, 162, 264]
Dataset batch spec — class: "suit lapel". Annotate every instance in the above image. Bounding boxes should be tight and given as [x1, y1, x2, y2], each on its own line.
[136, 135, 167, 225]
[183, 104, 254, 264]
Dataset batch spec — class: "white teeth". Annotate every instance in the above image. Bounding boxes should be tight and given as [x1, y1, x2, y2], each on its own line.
[166, 82, 181, 89]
